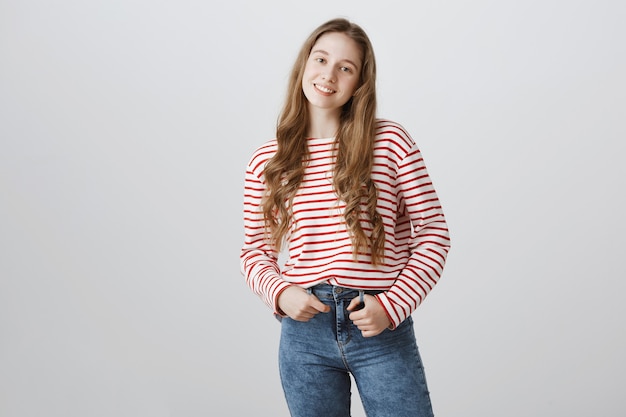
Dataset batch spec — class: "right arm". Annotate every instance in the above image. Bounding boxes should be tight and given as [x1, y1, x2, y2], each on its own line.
[240, 162, 292, 314]
[240, 154, 329, 319]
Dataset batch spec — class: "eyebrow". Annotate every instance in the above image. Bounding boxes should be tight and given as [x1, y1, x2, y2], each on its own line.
[311, 49, 360, 70]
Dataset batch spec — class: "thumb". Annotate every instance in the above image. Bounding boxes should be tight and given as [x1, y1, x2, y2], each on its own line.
[310, 296, 330, 313]
[346, 296, 363, 312]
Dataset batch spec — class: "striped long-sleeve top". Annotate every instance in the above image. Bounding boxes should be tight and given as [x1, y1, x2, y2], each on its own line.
[240, 119, 451, 328]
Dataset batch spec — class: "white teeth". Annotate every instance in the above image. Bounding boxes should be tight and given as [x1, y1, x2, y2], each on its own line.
[315, 84, 334, 93]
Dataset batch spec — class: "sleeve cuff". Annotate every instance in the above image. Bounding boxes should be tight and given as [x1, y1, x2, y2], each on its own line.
[272, 283, 293, 316]
[375, 293, 402, 330]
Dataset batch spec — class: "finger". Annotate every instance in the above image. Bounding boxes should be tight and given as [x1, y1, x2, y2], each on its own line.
[361, 328, 383, 338]
[346, 297, 362, 312]
[309, 296, 330, 313]
[352, 314, 372, 329]
[294, 309, 318, 321]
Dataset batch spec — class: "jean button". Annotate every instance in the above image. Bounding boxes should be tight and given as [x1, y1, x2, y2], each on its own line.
[335, 287, 343, 294]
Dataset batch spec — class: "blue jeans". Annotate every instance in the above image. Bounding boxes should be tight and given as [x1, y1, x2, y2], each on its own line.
[278, 284, 434, 417]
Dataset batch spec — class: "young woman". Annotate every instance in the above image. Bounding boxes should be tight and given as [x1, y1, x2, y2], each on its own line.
[240, 17, 451, 417]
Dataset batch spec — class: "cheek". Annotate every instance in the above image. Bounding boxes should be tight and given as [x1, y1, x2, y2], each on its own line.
[302, 62, 315, 80]
[347, 79, 360, 95]
[301, 76, 311, 95]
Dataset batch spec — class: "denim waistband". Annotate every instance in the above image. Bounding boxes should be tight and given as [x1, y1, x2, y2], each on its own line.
[307, 283, 384, 302]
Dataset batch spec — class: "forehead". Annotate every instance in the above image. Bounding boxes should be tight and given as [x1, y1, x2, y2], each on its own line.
[311, 32, 363, 67]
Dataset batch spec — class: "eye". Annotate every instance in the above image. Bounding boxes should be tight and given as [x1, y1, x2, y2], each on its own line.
[315, 57, 326, 64]
[340, 66, 352, 73]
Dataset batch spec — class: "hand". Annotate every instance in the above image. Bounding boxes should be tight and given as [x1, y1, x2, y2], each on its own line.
[277, 286, 330, 321]
[347, 295, 391, 337]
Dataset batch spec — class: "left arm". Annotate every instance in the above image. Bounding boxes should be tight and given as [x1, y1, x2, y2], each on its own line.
[375, 143, 451, 329]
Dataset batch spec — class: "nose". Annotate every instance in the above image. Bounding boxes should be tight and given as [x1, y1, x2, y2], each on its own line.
[321, 70, 336, 82]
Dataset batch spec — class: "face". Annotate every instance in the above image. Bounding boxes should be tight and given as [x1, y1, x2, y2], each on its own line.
[301, 32, 362, 115]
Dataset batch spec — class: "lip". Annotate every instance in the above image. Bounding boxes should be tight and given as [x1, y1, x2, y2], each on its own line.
[314, 83, 335, 94]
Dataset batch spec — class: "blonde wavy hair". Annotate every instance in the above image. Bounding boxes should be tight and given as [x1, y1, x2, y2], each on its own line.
[262, 18, 385, 265]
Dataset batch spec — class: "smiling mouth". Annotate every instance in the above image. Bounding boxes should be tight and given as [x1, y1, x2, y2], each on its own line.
[314, 84, 335, 94]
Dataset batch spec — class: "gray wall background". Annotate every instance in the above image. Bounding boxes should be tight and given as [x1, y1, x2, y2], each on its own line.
[1, 0, 624, 416]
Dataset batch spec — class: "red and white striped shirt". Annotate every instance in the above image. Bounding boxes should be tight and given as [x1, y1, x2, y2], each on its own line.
[240, 119, 451, 327]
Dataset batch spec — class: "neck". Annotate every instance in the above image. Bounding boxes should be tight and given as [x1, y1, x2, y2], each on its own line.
[307, 107, 341, 138]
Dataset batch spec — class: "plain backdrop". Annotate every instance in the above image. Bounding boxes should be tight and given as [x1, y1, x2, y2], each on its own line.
[1, 0, 625, 416]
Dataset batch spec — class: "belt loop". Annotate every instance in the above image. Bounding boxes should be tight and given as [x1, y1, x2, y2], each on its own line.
[359, 290, 364, 304]
[307, 287, 313, 295]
